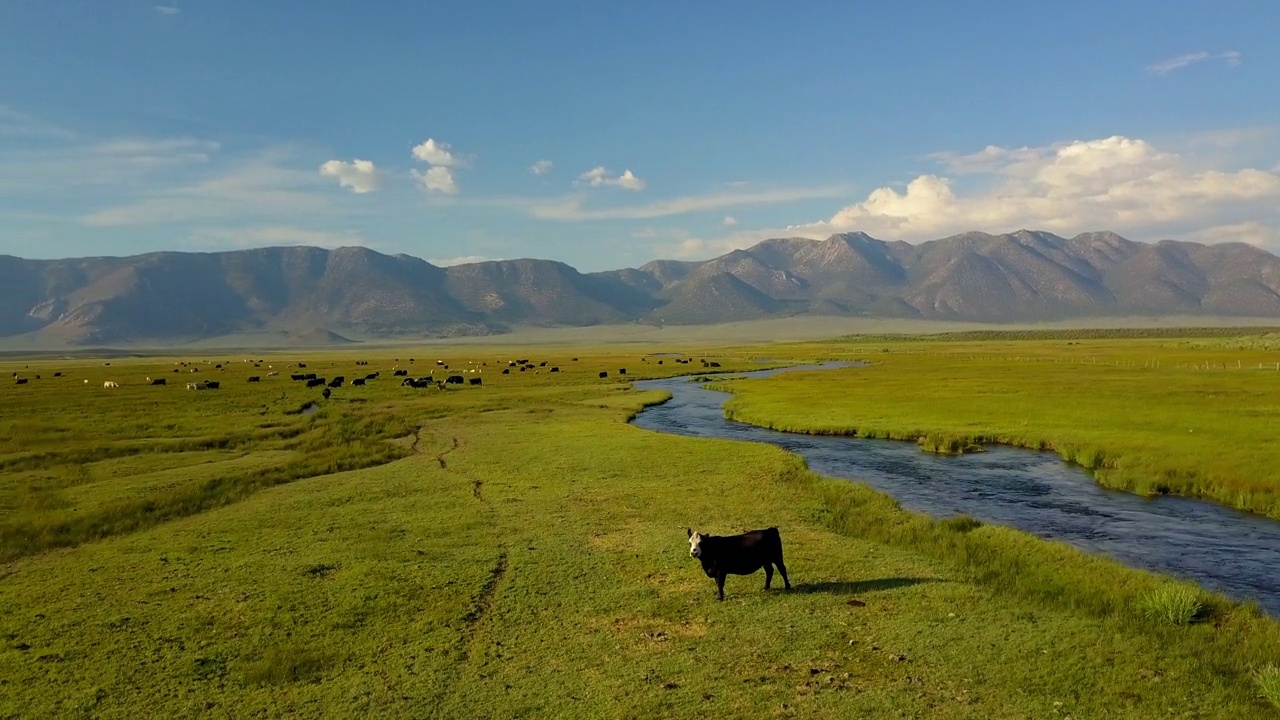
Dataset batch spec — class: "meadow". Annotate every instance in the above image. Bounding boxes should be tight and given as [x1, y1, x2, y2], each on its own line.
[2, 334, 1279, 718]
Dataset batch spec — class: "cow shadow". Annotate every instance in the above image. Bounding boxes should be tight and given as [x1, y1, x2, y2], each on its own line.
[786, 577, 936, 595]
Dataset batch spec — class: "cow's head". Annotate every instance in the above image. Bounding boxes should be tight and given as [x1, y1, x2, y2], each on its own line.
[687, 528, 704, 559]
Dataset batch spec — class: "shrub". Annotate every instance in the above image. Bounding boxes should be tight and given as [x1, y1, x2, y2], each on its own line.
[1139, 585, 1203, 626]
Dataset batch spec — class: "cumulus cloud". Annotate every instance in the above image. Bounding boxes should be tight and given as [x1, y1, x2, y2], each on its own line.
[319, 158, 383, 194]
[1147, 50, 1242, 75]
[797, 135, 1280, 245]
[722, 215, 738, 227]
[412, 166, 458, 195]
[530, 159, 553, 175]
[576, 166, 646, 191]
[411, 138, 469, 168]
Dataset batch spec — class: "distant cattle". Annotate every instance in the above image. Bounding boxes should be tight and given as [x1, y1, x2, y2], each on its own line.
[15, 378, 27, 385]
[306, 378, 325, 388]
[618, 368, 626, 375]
[539, 361, 547, 367]
[190, 368, 199, 373]
[437, 360, 444, 366]
[445, 375, 465, 385]
[598, 371, 608, 379]
[247, 376, 260, 383]
[151, 378, 167, 386]
[516, 359, 529, 365]
[571, 358, 578, 362]
[550, 367, 559, 373]
[322, 387, 331, 400]
[657, 360, 663, 365]
[519, 366, 526, 372]
[215, 364, 222, 369]
[393, 369, 409, 377]
[267, 371, 279, 377]
[365, 373, 378, 380]
[297, 363, 307, 368]
[687, 527, 791, 601]
[468, 377, 482, 386]
[53, 372, 62, 377]
[205, 381, 220, 390]
[291, 374, 306, 381]
[352, 378, 365, 386]
[103, 381, 119, 389]
[508, 361, 517, 367]
[304, 373, 317, 380]
[502, 368, 510, 375]
[709, 362, 721, 368]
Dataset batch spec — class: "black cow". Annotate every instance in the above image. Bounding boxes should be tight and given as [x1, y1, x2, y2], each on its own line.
[322, 387, 331, 400]
[709, 362, 721, 368]
[687, 527, 790, 601]
[332, 376, 345, 384]
[15, 378, 28, 385]
[205, 381, 220, 390]
[445, 375, 465, 385]
[657, 360, 663, 365]
[599, 371, 608, 378]
[468, 377, 482, 386]
[304, 373, 317, 380]
[54, 372, 62, 377]
[502, 368, 510, 375]
[394, 369, 409, 377]
[549, 367, 559, 373]
[306, 378, 325, 388]
[247, 376, 260, 383]
[328, 379, 344, 388]
[298, 363, 307, 368]
[352, 378, 365, 386]
[618, 368, 626, 375]
[151, 378, 167, 386]
[539, 361, 547, 367]
[365, 373, 378, 380]
[291, 374, 306, 381]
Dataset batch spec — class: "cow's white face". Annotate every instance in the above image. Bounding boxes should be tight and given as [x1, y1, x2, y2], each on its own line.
[688, 531, 703, 559]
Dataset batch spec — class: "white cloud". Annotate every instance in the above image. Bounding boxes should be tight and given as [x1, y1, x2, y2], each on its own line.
[411, 138, 469, 168]
[527, 184, 850, 220]
[319, 158, 383, 194]
[1147, 50, 1242, 75]
[798, 135, 1280, 244]
[82, 156, 333, 227]
[154, 5, 180, 16]
[428, 255, 497, 266]
[189, 225, 365, 250]
[412, 166, 458, 195]
[722, 215, 738, 227]
[0, 104, 77, 141]
[530, 159, 553, 175]
[576, 166, 646, 191]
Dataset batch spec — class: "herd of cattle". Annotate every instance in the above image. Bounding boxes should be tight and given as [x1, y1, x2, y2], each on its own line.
[9, 354, 728, 397]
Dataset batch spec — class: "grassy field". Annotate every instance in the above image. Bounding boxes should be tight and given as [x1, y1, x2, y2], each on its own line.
[2, 339, 1280, 717]
[724, 331, 1280, 520]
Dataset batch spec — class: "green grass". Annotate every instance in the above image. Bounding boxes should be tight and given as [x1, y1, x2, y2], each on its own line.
[1139, 585, 1205, 626]
[1, 341, 1279, 717]
[722, 334, 1280, 518]
[1257, 665, 1280, 709]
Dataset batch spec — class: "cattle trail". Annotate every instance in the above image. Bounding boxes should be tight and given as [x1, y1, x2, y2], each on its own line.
[434, 437, 460, 469]
[462, 551, 508, 627]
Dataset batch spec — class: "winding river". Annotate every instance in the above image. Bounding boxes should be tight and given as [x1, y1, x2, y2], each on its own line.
[630, 363, 1280, 616]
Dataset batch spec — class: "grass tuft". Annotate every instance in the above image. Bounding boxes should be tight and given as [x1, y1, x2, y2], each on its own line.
[1257, 665, 1280, 709]
[1139, 585, 1204, 626]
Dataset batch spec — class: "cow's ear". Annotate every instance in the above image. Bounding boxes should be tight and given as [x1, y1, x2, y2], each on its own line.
[686, 528, 693, 538]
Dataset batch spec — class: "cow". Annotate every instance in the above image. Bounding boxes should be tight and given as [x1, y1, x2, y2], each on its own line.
[151, 378, 167, 386]
[103, 381, 119, 388]
[619, 368, 626, 375]
[247, 376, 260, 383]
[306, 378, 325, 388]
[322, 387, 331, 400]
[502, 368, 510, 375]
[15, 378, 28, 385]
[549, 367, 559, 373]
[539, 361, 547, 367]
[267, 371, 279, 377]
[352, 378, 365, 386]
[297, 363, 307, 368]
[687, 527, 791, 601]
[657, 360, 663, 365]
[331, 376, 345, 385]
[205, 381, 221, 390]
[446, 375, 465, 385]
[468, 377, 482, 386]
[328, 379, 343, 388]
[394, 369, 409, 377]
[599, 371, 608, 379]
[709, 362, 721, 368]
[365, 373, 378, 380]
[186, 382, 198, 390]
[304, 373, 317, 380]
[54, 372, 62, 377]
[291, 374, 306, 381]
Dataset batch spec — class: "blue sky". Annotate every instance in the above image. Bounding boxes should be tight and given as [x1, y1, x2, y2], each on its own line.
[2, 1, 1279, 270]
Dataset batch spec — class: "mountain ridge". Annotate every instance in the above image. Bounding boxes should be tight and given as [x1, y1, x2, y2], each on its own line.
[3, 229, 1280, 346]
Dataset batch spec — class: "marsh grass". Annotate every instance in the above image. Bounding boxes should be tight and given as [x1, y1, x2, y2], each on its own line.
[1139, 585, 1205, 626]
[1257, 664, 1280, 709]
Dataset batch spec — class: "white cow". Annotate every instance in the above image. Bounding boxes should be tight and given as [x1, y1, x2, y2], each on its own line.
[103, 381, 119, 388]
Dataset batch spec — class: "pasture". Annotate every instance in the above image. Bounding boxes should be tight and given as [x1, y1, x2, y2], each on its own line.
[2, 336, 1280, 717]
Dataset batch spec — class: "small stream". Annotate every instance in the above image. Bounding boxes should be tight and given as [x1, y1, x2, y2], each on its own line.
[630, 363, 1280, 615]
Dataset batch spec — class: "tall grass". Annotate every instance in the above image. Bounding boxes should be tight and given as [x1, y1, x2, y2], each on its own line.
[1257, 665, 1280, 709]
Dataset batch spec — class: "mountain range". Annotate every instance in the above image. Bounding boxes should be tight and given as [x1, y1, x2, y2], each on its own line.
[3, 229, 1280, 346]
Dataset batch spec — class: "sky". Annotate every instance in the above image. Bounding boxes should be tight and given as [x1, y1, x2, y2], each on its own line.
[2, 1, 1279, 271]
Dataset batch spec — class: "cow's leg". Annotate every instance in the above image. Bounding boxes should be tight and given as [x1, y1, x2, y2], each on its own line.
[775, 556, 791, 590]
[764, 563, 774, 589]
[716, 573, 726, 601]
